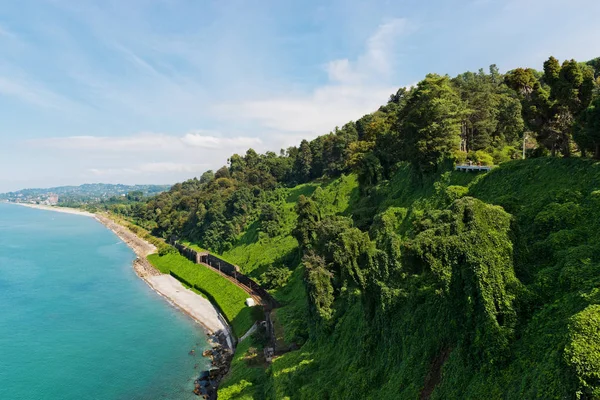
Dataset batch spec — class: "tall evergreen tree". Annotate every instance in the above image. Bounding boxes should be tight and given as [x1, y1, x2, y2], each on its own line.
[294, 139, 313, 183]
[401, 74, 464, 172]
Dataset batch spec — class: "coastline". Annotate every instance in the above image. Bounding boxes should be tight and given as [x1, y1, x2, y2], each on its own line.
[7, 203, 234, 348]
[94, 214, 235, 349]
[11, 202, 96, 217]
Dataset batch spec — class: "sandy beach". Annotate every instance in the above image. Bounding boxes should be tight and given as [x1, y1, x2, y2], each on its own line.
[7, 202, 234, 348]
[12, 202, 96, 217]
[146, 275, 233, 348]
[94, 214, 234, 347]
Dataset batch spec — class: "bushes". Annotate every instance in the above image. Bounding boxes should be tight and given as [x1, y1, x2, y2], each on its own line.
[564, 305, 600, 398]
[260, 267, 292, 290]
[533, 202, 582, 233]
[491, 146, 520, 164]
[472, 150, 494, 166]
[445, 185, 469, 202]
[219, 158, 600, 399]
[403, 197, 520, 364]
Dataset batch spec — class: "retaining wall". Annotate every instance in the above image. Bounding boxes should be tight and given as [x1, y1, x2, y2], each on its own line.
[169, 238, 279, 308]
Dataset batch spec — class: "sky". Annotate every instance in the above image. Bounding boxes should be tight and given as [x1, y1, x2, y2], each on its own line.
[1, 0, 599, 192]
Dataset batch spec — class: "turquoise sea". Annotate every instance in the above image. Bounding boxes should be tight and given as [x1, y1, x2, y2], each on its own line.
[0, 203, 210, 399]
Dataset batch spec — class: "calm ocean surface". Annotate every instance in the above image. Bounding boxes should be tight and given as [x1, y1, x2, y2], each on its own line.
[0, 203, 210, 400]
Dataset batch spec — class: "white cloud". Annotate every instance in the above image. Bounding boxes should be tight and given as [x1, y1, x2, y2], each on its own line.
[181, 133, 262, 149]
[325, 18, 411, 84]
[20, 131, 264, 187]
[29, 132, 261, 152]
[88, 162, 207, 176]
[218, 19, 413, 142]
[230, 86, 394, 136]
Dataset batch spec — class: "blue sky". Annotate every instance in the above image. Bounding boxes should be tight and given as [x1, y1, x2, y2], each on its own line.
[1, 0, 599, 191]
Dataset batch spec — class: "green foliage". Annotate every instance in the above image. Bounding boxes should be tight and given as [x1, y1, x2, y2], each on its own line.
[260, 266, 292, 290]
[564, 305, 600, 399]
[453, 66, 524, 153]
[404, 197, 520, 364]
[87, 54, 600, 399]
[294, 140, 313, 183]
[219, 337, 267, 400]
[471, 150, 494, 165]
[445, 185, 469, 202]
[258, 202, 284, 238]
[292, 195, 320, 251]
[220, 157, 600, 399]
[302, 252, 334, 321]
[491, 145, 520, 164]
[574, 97, 600, 158]
[401, 74, 464, 172]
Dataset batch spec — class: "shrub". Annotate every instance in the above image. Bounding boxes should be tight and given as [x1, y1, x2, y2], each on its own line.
[533, 202, 582, 233]
[472, 150, 494, 166]
[261, 266, 292, 289]
[445, 185, 469, 202]
[453, 150, 468, 165]
[564, 305, 600, 398]
[492, 146, 520, 164]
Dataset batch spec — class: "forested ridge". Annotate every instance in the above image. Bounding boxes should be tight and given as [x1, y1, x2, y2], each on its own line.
[105, 56, 600, 399]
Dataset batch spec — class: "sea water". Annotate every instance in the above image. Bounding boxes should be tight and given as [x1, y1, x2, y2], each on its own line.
[0, 203, 210, 400]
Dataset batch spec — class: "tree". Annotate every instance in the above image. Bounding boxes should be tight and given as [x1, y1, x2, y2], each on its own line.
[309, 137, 325, 179]
[506, 67, 557, 154]
[259, 202, 283, 237]
[401, 74, 464, 172]
[303, 252, 334, 321]
[228, 154, 245, 174]
[505, 68, 538, 97]
[199, 170, 215, 184]
[293, 195, 320, 251]
[215, 166, 230, 179]
[294, 140, 313, 183]
[453, 67, 524, 153]
[574, 97, 600, 158]
[357, 153, 383, 187]
[537, 57, 596, 156]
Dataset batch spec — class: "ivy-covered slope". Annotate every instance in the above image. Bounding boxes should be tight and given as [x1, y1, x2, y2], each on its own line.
[219, 157, 600, 400]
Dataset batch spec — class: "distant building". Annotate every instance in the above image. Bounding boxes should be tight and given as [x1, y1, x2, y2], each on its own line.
[47, 194, 59, 205]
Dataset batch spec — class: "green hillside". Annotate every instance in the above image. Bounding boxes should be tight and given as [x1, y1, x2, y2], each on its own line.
[101, 56, 600, 399]
[214, 158, 600, 399]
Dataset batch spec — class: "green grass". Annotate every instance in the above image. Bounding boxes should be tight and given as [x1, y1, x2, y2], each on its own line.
[147, 252, 260, 337]
[179, 239, 208, 253]
[222, 228, 298, 277]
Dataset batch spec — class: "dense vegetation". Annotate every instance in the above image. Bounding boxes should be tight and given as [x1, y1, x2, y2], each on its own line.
[109, 56, 600, 399]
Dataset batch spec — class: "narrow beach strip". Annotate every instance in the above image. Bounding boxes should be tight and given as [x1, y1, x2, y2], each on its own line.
[12, 203, 96, 217]
[7, 203, 234, 349]
[94, 214, 235, 349]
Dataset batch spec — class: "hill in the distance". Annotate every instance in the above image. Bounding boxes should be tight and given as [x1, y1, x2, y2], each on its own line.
[0, 183, 171, 205]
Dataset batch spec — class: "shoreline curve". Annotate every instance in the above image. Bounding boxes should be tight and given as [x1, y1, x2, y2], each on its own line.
[6, 203, 234, 349]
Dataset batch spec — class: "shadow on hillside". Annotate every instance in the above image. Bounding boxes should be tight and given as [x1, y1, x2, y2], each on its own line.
[231, 306, 265, 337]
[236, 220, 260, 246]
[247, 247, 300, 281]
[286, 183, 319, 204]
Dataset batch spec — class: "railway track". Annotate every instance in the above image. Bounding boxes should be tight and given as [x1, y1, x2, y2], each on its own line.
[199, 262, 266, 307]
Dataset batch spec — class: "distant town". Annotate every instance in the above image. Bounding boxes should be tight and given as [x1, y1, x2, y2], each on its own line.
[6, 192, 60, 205]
